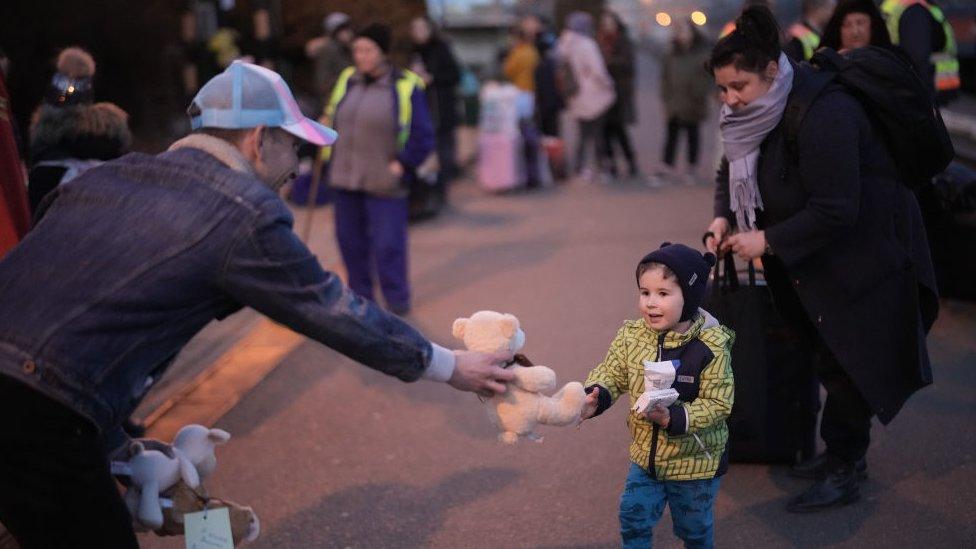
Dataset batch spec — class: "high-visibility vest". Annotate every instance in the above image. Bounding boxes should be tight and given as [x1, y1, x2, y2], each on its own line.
[788, 22, 821, 61]
[881, 0, 961, 92]
[719, 21, 737, 39]
[320, 66, 425, 161]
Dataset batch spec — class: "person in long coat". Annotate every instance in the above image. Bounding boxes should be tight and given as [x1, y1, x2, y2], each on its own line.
[410, 16, 461, 189]
[659, 18, 712, 184]
[704, 5, 938, 513]
[597, 10, 638, 178]
[557, 11, 616, 181]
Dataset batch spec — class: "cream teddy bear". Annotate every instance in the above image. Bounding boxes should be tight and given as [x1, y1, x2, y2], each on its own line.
[452, 310, 586, 444]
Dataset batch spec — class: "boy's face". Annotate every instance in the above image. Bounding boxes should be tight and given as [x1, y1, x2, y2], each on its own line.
[638, 268, 684, 332]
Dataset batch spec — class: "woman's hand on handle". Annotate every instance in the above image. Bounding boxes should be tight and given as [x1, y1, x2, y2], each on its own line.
[704, 217, 730, 255]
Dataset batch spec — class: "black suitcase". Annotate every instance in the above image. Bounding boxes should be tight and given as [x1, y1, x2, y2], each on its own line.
[407, 169, 445, 223]
[705, 255, 818, 464]
[918, 161, 976, 300]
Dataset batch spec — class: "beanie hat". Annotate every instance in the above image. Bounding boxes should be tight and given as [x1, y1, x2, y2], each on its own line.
[356, 23, 392, 54]
[324, 12, 351, 36]
[637, 243, 717, 322]
[45, 47, 96, 107]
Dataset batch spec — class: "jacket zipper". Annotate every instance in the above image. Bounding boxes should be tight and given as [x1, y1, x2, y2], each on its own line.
[648, 332, 667, 477]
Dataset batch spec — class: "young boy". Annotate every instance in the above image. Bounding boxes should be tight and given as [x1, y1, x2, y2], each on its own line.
[580, 243, 734, 548]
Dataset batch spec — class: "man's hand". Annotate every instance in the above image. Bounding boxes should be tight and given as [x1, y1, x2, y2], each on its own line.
[448, 350, 515, 397]
[643, 405, 671, 428]
[725, 230, 766, 261]
[579, 386, 600, 424]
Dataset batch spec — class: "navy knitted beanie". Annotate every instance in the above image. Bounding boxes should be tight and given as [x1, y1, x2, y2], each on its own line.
[637, 243, 717, 322]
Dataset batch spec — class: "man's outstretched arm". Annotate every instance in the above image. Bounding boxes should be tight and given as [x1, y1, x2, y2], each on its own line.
[218, 201, 514, 393]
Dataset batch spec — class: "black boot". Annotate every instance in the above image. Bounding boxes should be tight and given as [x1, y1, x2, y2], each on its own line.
[789, 452, 868, 480]
[787, 462, 860, 513]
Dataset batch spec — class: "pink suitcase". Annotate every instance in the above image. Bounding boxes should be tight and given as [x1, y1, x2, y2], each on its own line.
[477, 132, 524, 192]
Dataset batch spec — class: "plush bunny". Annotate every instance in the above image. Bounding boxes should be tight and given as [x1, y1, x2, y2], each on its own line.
[122, 425, 229, 530]
[452, 310, 586, 444]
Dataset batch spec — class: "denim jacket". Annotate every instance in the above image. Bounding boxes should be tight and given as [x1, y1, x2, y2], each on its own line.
[0, 135, 443, 453]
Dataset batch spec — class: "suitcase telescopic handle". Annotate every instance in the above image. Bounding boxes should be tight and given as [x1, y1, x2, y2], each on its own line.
[717, 253, 757, 289]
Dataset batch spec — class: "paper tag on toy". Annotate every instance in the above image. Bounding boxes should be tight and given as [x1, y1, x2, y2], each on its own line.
[184, 506, 234, 549]
[642, 359, 679, 391]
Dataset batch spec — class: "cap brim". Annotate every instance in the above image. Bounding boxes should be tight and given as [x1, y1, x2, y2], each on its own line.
[281, 118, 338, 147]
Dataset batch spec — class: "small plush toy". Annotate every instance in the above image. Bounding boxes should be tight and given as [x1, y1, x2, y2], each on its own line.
[173, 424, 231, 479]
[452, 310, 586, 444]
[156, 481, 260, 546]
[121, 425, 231, 530]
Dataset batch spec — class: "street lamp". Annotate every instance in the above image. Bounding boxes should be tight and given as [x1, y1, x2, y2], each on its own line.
[691, 10, 707, 26]
[656, 12, 672, 27]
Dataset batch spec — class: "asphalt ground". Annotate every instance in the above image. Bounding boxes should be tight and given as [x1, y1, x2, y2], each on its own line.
[139, 177, 976, 549]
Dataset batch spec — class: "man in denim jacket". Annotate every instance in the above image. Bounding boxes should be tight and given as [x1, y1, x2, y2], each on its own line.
[0, 61, 514, 547]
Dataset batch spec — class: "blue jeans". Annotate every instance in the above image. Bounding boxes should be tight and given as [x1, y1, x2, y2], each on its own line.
[619, 463, 721, 549]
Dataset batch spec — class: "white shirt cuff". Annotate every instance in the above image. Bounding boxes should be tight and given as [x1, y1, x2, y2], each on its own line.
[422, 343, 456, 382]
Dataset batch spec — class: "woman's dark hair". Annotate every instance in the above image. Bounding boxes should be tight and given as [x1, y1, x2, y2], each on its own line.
[820, 0, 893, 51]
[707, 5, 782, 74]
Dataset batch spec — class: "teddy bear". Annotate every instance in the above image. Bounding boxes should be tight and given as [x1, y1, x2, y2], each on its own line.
[117, 424, 259, 544]
[452, 310, 586, 444]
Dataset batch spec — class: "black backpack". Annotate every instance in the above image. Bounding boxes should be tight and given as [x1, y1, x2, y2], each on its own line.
[784, 46, 954, 190]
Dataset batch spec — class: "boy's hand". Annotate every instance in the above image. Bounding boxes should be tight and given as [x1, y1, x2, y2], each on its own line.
[579, 387, 600, 424]
[643, 405, 671, 428]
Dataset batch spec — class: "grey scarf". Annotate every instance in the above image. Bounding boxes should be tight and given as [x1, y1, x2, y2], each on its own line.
[719, 53, 793, 231]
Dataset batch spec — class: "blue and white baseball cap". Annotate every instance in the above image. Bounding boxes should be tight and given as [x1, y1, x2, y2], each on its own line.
[188, 60, 338, 146]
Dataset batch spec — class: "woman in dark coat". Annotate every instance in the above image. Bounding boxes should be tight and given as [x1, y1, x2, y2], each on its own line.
[597, 10, 638, 178]
[820, 0, 893, 52]
[410, 16, 461, 189]
[704, 6, 937, 513]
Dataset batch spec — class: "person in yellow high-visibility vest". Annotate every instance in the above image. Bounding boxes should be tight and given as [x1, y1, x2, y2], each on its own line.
[323, 24, 435, 315]
[881, 0, 960, 105]
[783, 0, 835, 62]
